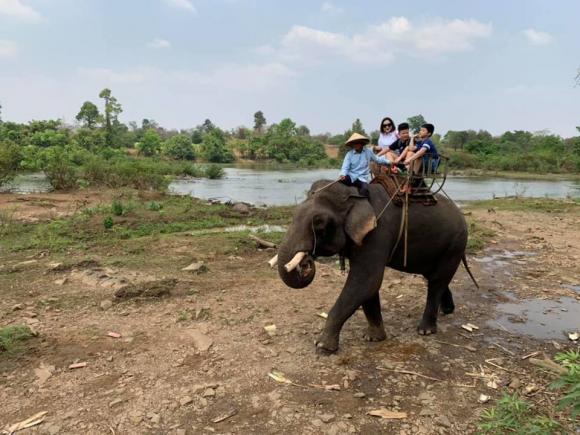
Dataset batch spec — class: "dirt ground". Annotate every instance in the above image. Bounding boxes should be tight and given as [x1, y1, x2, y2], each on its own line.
[1, 191, 579, 434]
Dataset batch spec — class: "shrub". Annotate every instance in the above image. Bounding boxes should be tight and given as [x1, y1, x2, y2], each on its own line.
[0, 324, 34, 353]
[201, 129, 234, 163]
[0, 140, 22, 186]
[162, 134, 195, 160]
[205, 164, 225, 179]
[41, 146, 79, 190]
[136, 129, 161, 156]
[111, 201, 124, 216]
[103, 216, 114, 229]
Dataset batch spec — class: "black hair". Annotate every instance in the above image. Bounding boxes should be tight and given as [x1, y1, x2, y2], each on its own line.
[380, 117, 395, 132]
[397, 122, 409, 132]
[421, 123, 435, 136]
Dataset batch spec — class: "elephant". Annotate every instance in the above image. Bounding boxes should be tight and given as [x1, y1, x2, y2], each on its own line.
[276, 179, 478, 355]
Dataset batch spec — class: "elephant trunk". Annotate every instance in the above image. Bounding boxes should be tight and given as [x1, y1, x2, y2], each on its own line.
[277, 231, 316, 289]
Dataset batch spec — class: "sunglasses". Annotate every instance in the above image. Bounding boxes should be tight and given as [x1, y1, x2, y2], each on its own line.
[382, 123, 392, 128]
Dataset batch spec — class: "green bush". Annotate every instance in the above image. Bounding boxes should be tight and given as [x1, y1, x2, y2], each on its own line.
[0, 324, 34, 353]
[111, 201, 124, 216]
[103, 216, 114, 229]
[136, 129, 161, 156]
[201, 129, 234, 163]
[162, 134, 195, 160]
[41, 146, 80, 190]
[0, 140, 22, 185]
[205, 164, 225, 179]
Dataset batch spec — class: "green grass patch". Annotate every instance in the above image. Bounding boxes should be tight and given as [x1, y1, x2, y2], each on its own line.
[466, 197, 580, 214]
[0, 193, 293, 254]
[0, 324, 35, 353]
[466, 218, 495, 254]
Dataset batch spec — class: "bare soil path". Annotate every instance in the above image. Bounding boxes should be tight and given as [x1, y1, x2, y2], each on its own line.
[1, 193, 578, 434]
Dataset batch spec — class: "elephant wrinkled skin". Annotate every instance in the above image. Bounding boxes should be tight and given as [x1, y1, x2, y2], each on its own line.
[277, 180, 473, 355]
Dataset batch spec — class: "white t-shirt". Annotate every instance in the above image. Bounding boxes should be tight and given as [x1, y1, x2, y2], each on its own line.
[378, 131, 398, 150]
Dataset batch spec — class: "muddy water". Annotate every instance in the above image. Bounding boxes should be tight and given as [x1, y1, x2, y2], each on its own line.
[491, 294, 579, 340]
[475, 249, 580, 340]
[3, 170, 579, 205]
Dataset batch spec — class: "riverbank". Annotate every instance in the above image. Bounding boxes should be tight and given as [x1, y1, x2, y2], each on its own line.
[1, 190, 578, 433]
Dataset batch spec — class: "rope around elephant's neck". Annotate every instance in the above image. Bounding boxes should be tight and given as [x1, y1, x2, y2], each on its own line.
[311, 179, 341, 195]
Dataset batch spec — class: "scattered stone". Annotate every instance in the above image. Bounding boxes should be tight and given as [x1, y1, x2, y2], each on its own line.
[34, 363, 55, 387]
[180, 396, 193, 406]
[12, 303, 23, 311]
[181, 262, 208, 274]
[435, 415, 452, 428]
[353, 392, 366, 398]
[54, 277, 68, 286]
[149, 413, 160, 424]
[100, 299, 113, 311]
[109, 398, 124, 408]
[419, 408, 434, 417]
[232, 202, 251, 215]
[188, 329, 214, 352]
[114, 279, 177, 299]
[69, 362, 87, 370]
[478, 394, 490, 403]
[264, 324, 277, 337]
[202, 388, 216, 398]
[320, 414, 335, 423]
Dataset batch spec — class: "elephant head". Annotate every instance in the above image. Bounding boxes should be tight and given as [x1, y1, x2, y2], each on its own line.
[277, 180, 377, 289]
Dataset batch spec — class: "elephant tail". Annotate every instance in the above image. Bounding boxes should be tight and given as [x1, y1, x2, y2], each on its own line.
[462, 255, 480, 290]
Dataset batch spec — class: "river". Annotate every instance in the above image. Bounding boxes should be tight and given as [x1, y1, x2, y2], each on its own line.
[2, 170, 579, 206]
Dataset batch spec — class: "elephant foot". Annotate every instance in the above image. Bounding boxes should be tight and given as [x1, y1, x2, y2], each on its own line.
[440, 303, 455, 315]
[315, 334, 339, 356]
[417, 320, 437, 336]
[363, 326, 387, 342]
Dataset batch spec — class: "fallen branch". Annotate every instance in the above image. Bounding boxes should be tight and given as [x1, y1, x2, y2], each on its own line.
[492, 342, 515, 356]
[249, 235, 276, 249]
[485, 358, 526, 375]
[521, 351, 541, 360]
[528, 358, 567, 375]
[6, 411, 47, 434]
[433, 339, 477, 352]
[377, 367, 442, 382]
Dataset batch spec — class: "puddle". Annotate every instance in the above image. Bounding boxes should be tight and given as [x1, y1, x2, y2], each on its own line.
[490, 294, 580, 340]
[474, 250, 536, 264]
[562, 284, 580, 294]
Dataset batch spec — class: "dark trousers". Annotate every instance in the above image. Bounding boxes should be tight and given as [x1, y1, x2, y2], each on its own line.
[340, 176, 370, 198]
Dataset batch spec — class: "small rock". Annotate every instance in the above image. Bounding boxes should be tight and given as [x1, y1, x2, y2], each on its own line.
[203, 388, 216, 398]
[180, 396, 193, 406]
[435, 415, 452, 428]
[320, 413, 335, 423]
[343, 413, 352, 419]
[46, 424, 61, 435]
[199, 397, 208, 408]
[181, 262, 208, 274]
[100, 299, 113, 311]
[109, 398, 124, 408]
[232, 202, 251, 214]
[54, 277, 68, 286]
[353, 392, 366, 398]
[188, 330, 213, 352]
[419, 408, 434, 417]
[12, 303, 23, 311]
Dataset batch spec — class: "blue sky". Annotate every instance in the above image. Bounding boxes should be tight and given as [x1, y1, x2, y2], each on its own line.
[1, 0, 579, 136]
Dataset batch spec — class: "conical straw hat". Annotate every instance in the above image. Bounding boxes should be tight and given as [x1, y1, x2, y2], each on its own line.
[345, 132, 370, 147]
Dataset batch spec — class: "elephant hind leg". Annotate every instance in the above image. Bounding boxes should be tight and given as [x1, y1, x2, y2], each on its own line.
[418, 257, 461, 335]
[440, 287, 455, 315]
[362, 292, 387, 342]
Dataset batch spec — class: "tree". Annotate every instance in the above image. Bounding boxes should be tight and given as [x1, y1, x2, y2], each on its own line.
[162, 134, 195, 160]
[99, 88, 123, 147]
[201, 119, 215, 133]
[201, 129, 234, 163]
[0, 140, 21, 186]
[350, 118, 366, 135]
[253, 111, 266, 133]
[136, 129, 161, 156]
[76, 101, 100, 128]
[407, 114, 427, 134]
[296, 125, 310, 136]
[0, 102, 2, 123]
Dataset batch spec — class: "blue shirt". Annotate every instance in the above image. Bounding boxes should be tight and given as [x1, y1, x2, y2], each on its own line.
[418, 138, 439, 159]
[340, 147, 390, 182]
[389, 138, 410, 154]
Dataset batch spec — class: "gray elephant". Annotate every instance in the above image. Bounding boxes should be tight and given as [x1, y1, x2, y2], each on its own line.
[276, 179, 477, 355]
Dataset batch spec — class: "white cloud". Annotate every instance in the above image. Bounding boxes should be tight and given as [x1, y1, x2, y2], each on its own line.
[0, 0, 41, 22]
[164, 0, 197, 13]
[77, 62, 295, 91]
[276, 17, 492, 65]
[321, 2, 343, 14]
[0, 39, 18, 58]
[523, 29, 553, 46]
[148, 38, 171, 49]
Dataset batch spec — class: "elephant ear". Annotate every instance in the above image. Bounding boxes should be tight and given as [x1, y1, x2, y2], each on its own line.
[345, 198, 377, 246]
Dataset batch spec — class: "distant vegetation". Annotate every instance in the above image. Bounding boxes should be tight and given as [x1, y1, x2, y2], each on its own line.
[0, 92, 579, 192]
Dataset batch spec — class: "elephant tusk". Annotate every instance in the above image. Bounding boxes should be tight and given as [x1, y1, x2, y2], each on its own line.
[268, 254, 278, 268]
[284, 251, 307, 272]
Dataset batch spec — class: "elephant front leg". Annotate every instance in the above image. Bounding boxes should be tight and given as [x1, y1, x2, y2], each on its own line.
[316, 267, 384, 355]
[362, 292, 387, 342]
